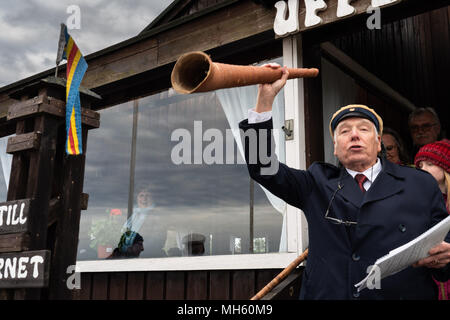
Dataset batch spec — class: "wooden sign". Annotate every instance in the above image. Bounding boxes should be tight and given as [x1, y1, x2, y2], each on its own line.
[273, 0, 402, 37]
[0, 250, 50, 288]
[0, 199, 31, 235]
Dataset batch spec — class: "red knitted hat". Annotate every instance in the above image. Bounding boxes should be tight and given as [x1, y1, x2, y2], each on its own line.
[414, 139, 450, 173]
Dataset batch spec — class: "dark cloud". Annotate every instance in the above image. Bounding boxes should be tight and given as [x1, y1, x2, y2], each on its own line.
[0, 0, 172, 86]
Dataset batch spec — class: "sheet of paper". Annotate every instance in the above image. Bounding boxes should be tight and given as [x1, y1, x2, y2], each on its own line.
[355, 215, 450, 292]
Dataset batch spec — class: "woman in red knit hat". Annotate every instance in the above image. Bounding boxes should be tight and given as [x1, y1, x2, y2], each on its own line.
[415, 139, 450, 300]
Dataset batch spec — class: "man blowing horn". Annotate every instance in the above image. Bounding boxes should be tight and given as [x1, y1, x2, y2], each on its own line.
[239, 64, 450, 300]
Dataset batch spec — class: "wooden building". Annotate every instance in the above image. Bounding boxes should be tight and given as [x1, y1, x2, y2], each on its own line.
[0, 0, 448, 300]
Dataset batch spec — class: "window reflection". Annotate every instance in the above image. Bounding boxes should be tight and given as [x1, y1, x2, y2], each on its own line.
[77, 57, 286, 261]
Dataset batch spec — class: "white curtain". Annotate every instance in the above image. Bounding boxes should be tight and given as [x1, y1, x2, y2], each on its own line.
[0, 136, 12, 190]
[321, 58, 357, 164]
[216, 83, 288, 252]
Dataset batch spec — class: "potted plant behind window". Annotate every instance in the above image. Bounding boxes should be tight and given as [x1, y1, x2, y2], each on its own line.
[89, 211, 123, 259]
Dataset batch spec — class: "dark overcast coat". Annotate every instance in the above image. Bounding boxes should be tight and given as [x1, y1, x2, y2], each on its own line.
[239, 118, 450, 300]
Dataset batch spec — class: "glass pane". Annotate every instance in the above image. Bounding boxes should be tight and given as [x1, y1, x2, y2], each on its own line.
[77, 57, 286, 261]
[78, 102, 134, 260]
[0, 135, 13, 201]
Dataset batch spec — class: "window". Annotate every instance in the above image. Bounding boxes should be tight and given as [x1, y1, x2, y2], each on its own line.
[76, 57, 288, 262]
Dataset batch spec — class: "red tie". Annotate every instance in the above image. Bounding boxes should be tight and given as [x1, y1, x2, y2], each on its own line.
[355, 174, 367, 193]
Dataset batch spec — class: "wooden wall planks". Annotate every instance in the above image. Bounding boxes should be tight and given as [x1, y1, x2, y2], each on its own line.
[108, 272, 126, 300]
[209, 271, 230, 300]
[165, 272, 186, 300]
[186, 271, 208, 300]
[145, 272, 165, 300]
[332, 6, 450, 150]
[126, 272, 146, 300]
[75, 269, 284, 300]
[91, 273, 109, 300]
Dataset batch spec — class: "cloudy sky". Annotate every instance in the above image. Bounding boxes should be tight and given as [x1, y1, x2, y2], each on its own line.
[0, 0, 173, 87]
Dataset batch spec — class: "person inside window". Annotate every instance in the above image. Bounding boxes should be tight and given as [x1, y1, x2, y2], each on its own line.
[122, 184, 155, 233]
[123, 184, 183, 258]
[381, 127, 409, 165]
[108, 231, 144, 259]
[182, 233, 206, 256]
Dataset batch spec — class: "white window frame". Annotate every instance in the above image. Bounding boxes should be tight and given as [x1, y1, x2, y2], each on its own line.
[76, 35, 308, 273]
[282, 34, 309, 257]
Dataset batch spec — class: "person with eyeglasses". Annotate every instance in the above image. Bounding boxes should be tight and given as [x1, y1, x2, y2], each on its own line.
[381, 127, 410, 165]
[408, 107, 442, 161]
[239, 64, 450, 300]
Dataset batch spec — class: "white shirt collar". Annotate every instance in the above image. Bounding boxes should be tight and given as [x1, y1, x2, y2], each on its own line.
[345, 157, 382, 183]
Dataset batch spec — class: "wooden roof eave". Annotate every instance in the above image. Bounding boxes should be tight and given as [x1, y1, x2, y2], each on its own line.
[140, 0, 194, 33]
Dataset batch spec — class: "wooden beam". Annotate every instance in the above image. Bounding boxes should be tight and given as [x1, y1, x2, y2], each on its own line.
[48, 127, 90, 299]
[7, 132, 41, 154]
[7, 95, 100, 128]
[303, 40, 324, 166]
[0, 233, 30, 253]
[80, 193, 89, 211]
[47, 197, 62, 227]
[320, 41, 416, 112]
[83, 1, 275, 89]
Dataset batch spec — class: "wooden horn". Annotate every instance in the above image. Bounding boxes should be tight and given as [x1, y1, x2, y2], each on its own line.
[171, 51, 319, 94]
